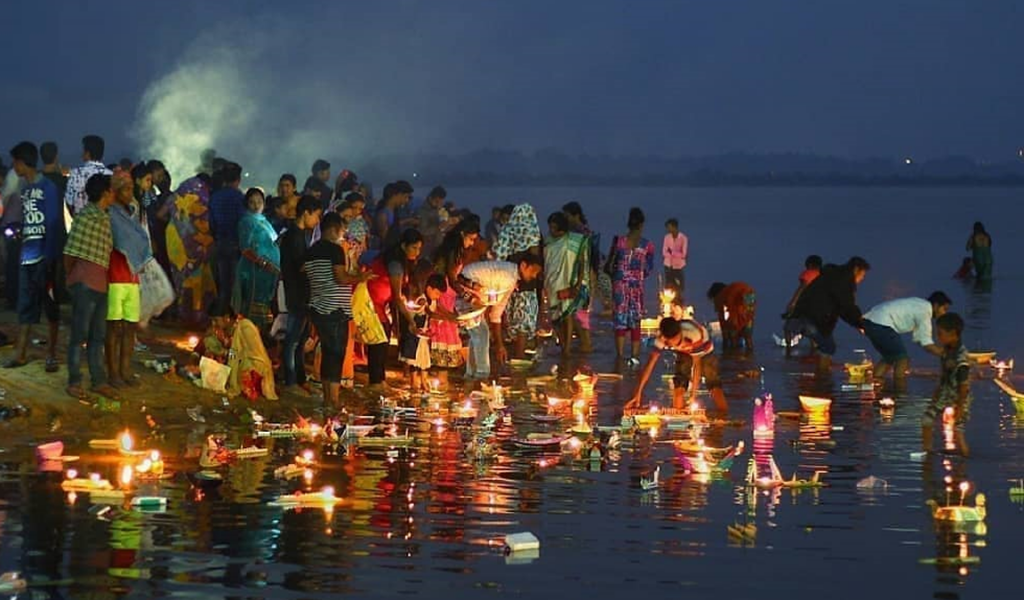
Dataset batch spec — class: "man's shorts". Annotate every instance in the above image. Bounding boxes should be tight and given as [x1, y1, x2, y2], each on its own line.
[784, 316, 836, 355]
[107, 283, 141, 323]
[17, 261, 59, 325]
[863, 320, 907, 364]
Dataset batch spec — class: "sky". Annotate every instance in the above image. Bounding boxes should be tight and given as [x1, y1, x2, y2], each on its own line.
[4, 0, 1024, 180]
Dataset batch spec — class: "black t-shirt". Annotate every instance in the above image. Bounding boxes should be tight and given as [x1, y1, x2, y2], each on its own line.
[280, 226, 312, 312]
[303, 239, 345, 315]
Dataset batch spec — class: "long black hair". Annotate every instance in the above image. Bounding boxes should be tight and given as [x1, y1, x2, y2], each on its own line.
[433, 215, 480, 270]
[382, 228, 425, 268]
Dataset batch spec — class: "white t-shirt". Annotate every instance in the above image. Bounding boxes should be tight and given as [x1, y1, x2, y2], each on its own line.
[863, 297, 934, 346]
[461, 261, 519, 323]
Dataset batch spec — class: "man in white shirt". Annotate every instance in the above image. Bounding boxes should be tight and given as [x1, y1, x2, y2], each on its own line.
[458, 254, 543, 381]
[64, 135, 112, 216]
[862, 291, 951, 384]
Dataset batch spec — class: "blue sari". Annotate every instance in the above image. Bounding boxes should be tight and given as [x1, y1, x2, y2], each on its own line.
[233, 211, 280, 326]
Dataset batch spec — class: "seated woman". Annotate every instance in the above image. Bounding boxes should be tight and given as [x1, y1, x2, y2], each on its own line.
[201, 305, 278, 401]
[707, 281, 757, 350]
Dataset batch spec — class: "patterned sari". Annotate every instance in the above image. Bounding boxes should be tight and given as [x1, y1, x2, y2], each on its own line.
[166, 176, 217, 325]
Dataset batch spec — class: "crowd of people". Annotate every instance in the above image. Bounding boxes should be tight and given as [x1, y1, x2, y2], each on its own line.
[0, 134, 996, 452]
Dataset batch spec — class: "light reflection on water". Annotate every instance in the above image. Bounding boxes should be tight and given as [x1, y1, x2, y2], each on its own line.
[1, 187, 1022, 598]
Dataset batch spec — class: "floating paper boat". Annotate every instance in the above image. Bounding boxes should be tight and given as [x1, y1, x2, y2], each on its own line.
[927, 494, 986, 522]
[357, 433, 415, 448]
[62, 474, 115, 493]
[781, 470, 827, 489]
[727, 522, 757, 543]
[529, 414, 563, 423]
[234, 446, 269, 459]
[991, 358, 1014, 371]
[772, 333, 802, 347]
[799, 395, 832, 413]
[512, 433, 570, 448]
[270, 486, 344, 508]
[878, 397, 896, 408]
[966, 351, 996, 365]
[993, 378, 1024, 413]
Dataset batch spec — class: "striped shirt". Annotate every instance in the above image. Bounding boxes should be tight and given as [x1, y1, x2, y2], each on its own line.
[303, 240, 345, 315]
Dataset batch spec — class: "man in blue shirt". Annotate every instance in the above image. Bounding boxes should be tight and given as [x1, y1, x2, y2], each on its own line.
[208, 161, 245, 309]
[4, 142, 62, 371]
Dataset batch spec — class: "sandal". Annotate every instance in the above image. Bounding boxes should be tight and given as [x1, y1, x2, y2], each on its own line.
[92, 384, 121, 399]
[66, 385, 86, 400]
[2, 359, 28, 369]
[45, 357, 59, 373]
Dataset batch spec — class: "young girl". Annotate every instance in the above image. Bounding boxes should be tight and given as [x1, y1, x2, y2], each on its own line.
[424, 273, 463, 390]
[922, 312, 972, 455]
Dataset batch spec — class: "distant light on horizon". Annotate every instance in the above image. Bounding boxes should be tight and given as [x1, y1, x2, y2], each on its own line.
[904, 157, 913, 165]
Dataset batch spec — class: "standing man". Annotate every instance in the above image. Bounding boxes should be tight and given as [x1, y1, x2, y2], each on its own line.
[304, 159, 333, 210]
[208, 162, 245, 309]
[417, 186, 459, 258]
[662, 218, 687, 296]
[785, 256, 871, 371]
[279, 195, 322, 393]
[302, 212, 372, 408]
[64, 173, 117, 399]
[64, 135, 111, 216]
[457, 253, 543, 381]
[862, 291, 951, 386]
[3, 142, 63, 371]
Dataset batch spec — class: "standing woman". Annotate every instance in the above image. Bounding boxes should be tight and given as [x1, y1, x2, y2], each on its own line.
[163, 174, 217, 327]
[966, 222, 993, 280]
[608, 207, 656, 365]
[492, 204, 542, 357]
[233, 187, 280, 329]
[385, 229, 426, 390]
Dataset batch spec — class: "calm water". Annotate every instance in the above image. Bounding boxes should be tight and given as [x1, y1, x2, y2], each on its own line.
[1, 187, 1021, 599]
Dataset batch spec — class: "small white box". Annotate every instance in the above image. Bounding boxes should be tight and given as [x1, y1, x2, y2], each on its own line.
[504, 532, 540, 553]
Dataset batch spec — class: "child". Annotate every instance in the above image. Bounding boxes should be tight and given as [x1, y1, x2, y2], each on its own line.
[662, 218, 687, 296]
[953, 257, 973, 280]
[922, 312, 971, 455]
[626, 317, 728, 413]
[424, 273, 462, 390]
[398, 263, 434, 394]
[783, 254, 822, 317]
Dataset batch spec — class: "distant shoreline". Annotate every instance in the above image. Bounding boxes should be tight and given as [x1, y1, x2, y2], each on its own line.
[397, 175, 1024, 188]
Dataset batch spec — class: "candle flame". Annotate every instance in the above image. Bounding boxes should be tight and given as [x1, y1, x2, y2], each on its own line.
[66, 468, 78, 479]
[120, 431, 133, 452]
[121, 465, 134, 486]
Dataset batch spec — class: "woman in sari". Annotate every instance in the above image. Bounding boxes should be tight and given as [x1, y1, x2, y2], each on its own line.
[203, 305, 277, 400]
[163, 174, 217, 326]
[491, 204, 542, 356]
[544, 211, 590, 356]
[609, 207, 655, 365]
[966, 221, 993, 280]
[233, 187, 280, 329]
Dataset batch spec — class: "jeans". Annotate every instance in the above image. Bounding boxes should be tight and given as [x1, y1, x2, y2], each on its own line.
[465, 320, 490, 380]
[665, 267, 685, 295]
[283, 309, 309, 386]
[67, 283, 108, 387]
[366, 343, 387, 384]
[785, 316, 836, 355]
[311, 310, 347, 383]
[215, 242, 240, 309]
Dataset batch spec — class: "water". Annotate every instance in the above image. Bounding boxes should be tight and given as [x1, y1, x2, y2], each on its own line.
[1, 186, 1021, 598]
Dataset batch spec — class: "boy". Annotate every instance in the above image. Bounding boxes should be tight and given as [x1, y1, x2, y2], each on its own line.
[279, 195, 322, 392]
[625, 317, 728, 413]
[922, 313, 971, 455]
[783, 254, 822, 317]
[4, 142, 63, 372]
[64, 173, 116, 399]
[662, 218, 687, 296]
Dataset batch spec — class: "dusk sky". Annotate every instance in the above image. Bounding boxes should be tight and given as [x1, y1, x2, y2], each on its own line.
[5, 0, 1024, 177]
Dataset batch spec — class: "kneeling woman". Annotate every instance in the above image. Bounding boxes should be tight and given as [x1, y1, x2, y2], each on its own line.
[625, 317, 727, 413]
[202, 305, 278, 400]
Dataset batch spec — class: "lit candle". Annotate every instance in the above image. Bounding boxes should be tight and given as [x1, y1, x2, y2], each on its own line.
[486, 289, 499, 304]
[121, 464, 134, 486]
[188, 335, 200, 350]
